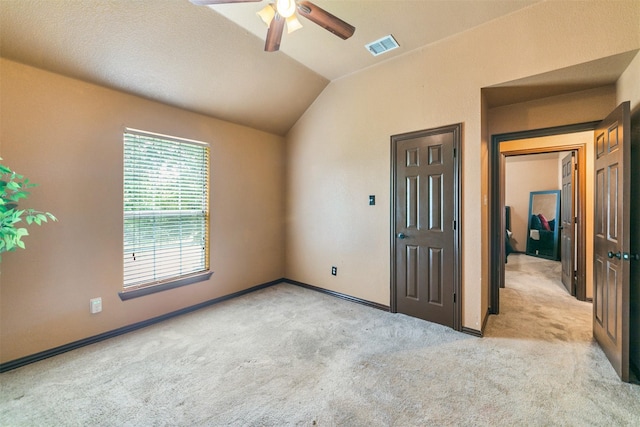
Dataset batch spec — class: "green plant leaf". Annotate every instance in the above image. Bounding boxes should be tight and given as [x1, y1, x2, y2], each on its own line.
[4, 234, 14, 251]
[6, 181, 20, 191]
[9, 191, 29, 202]
[0, 160, 56, 261]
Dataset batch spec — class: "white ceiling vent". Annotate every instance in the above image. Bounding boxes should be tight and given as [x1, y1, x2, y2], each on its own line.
[365, 35, 399, 57]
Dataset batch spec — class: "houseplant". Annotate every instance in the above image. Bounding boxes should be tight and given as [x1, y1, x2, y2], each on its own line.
[0, 158, 56, 260]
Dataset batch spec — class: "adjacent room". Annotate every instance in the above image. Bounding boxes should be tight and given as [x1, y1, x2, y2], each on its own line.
[1, 0, 639, 424]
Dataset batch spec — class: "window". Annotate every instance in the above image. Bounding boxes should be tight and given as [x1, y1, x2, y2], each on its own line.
[122, 129, 210, 299]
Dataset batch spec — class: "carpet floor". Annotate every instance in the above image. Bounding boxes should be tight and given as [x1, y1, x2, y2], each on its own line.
[1, 254, 639, 426]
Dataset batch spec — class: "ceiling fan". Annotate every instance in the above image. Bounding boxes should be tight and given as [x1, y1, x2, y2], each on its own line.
[190, 0, 356, 52]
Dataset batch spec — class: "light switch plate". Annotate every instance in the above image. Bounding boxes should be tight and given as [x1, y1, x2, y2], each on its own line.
[90, 297, 102, 314]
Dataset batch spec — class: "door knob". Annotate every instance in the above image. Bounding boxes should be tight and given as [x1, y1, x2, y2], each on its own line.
[622, 252, 640, 261]
[607, 251, 621, 259]
[397, 233, 407, 239]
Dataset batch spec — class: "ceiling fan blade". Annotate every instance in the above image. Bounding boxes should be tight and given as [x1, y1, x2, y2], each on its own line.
[190, 0, 260, 5]
[265, 13, 285, 52]
[297, 1, 355, 40]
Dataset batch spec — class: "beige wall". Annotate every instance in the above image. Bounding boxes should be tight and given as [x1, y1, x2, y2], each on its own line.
[286, 1, 640, 331]
[487, 86, 618, 135]
[505, 154, 562, 252]
[617, 48, 640, 113]
[0, 59, 286, 363]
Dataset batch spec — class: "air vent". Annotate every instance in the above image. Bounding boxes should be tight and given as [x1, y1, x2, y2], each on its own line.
[365, 35, 399, 56]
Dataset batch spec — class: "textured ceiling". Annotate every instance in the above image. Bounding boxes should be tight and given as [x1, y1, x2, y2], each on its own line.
[210, 0, 540, 81]
[0, 0, 329, 135]
[7, 0, 608, 137]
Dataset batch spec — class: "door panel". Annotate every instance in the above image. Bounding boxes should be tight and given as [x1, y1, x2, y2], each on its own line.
[593, 102, 630, 382]
[428, 247, 443, 305]
[561, 153, 575, 294]
[392, 125, 459, 329]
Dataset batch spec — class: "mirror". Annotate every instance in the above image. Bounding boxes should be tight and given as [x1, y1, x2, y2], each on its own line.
[526, 190, 560, 260]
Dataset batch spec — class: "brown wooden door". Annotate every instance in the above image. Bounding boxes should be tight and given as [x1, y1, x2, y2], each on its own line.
[593, 102, 630, 381]
[392, 125, 459, 329]
[561, 152, 575, 295]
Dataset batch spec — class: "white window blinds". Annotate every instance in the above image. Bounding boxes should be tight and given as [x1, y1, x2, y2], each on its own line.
[123, 129, 210, 289]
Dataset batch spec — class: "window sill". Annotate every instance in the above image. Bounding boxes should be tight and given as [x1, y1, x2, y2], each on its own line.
[118, 271, 213, 301]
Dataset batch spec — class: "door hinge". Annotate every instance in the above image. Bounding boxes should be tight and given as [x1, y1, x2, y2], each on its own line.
[453, 293, 456, 303]
[453, 148, 457, 157]
[574, 162, 578, 171]
[453, 220, 456, 230]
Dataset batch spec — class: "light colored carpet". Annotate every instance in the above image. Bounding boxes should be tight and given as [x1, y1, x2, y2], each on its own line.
[1, 254, 639, 426]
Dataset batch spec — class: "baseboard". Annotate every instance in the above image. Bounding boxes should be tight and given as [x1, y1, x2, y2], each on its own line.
[283, 279, 390, 312]
[0, 278, 284, 373]
[481, 307, 491, 335]
[1, 278, 389, 372]
[631, 358, 640, 385]
[461, 327, 483, 338]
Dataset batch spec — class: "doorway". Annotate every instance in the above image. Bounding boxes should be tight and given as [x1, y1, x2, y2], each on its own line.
[503, 148, 585, 300]
[489, 122, 599, 315]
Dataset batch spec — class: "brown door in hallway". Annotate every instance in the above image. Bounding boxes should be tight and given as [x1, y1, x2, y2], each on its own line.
[561, 152, 576, 295]
[593, 102, 630, 382]
[391, 124, 460, 329]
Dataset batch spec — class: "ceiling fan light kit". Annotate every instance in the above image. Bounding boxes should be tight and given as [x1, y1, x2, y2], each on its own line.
[257, 4, 275, 26]
[286, 15, 303, 34]
[275, 0, 296, 18]
[190, 0, 355, 52]
[257, 4, 303, 34]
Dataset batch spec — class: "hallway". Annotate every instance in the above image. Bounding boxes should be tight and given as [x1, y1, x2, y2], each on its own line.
[489, 253, 591, 341]
[486, 253, 638, 382]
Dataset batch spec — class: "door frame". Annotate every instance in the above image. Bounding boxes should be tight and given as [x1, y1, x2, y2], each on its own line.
[489, 122, 599, 314]
[390, 123, 462, 331]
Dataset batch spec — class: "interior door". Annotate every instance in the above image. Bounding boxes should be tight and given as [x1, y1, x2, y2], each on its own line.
[593, 101, 630, 381]
[391, 125, 459, 329]
[561, 152, 575, 295]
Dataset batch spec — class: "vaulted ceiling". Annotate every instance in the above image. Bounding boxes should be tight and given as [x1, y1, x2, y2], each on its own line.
[9, 0, 619, 137]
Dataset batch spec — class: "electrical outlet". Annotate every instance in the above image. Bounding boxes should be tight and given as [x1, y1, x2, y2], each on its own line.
[90, 297, 102, 314]
[331, 266, 337, 276]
